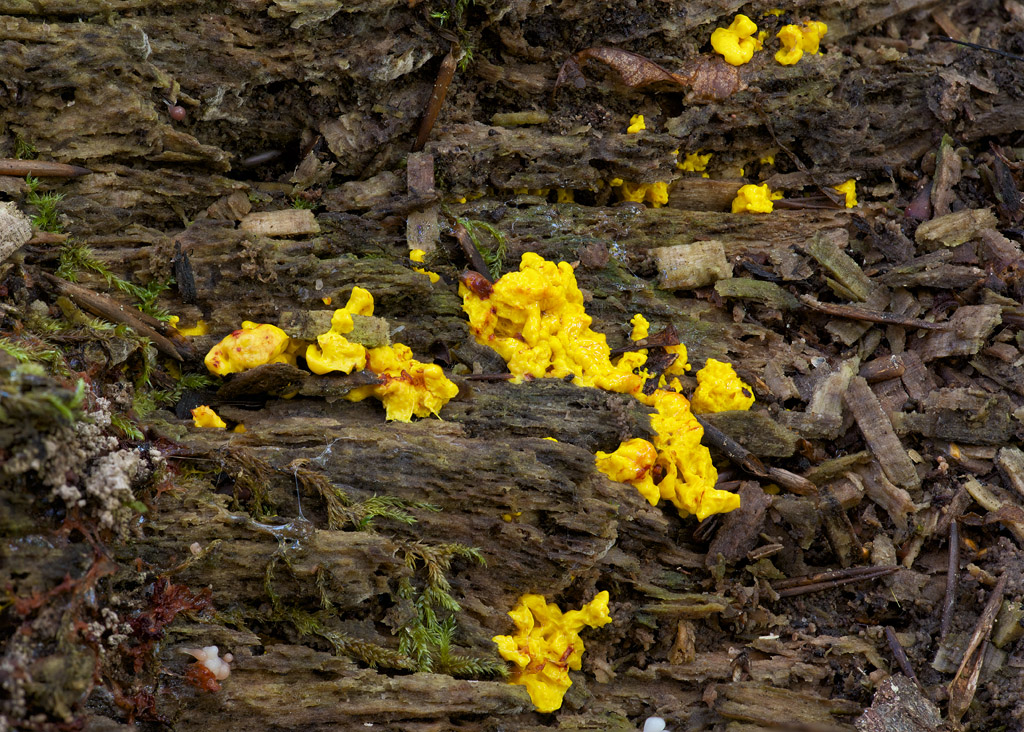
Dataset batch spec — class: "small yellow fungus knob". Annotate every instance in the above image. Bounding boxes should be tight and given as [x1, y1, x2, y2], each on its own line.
[678, 151, 712, 177]
[492, 591, 611, 713]
[775, 20, 827, 65]
[711, 14, 759, 66]
[305, 287, 377, 375]
[626, 114, 646, 134]
[191, 405, 226, 429]
[204, 322, 294, 376]
[596, 438, 659, 505]
[835, 179, 858, 208]
[169, 316, 209, 336]
[630, 314, 650, 340]
[345, 343, 459, 422]
[409, 249, 441, 283]
[690, 358, 755, 414]
[731, 183, 781, 213]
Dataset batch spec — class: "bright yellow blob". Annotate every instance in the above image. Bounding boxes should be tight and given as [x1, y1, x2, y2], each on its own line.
[204, 322, 295, 376]
[629, 314, 650, 340]
[191, 405, 226, 429]
[711, 14, 759, 66]
[555, 188, 574, 204]
[305, 287, 374, 376]
[345, 343, 460, 422]
[492, 591, 612, 713]
[835, 179, 858, 208]
[409, 249, 441, 283]
[775, 20, 827, 65]
[169, 316, 209, 336]
[460, 252, 648, 396]
[678, 151, 712, 177]
[690, 358, 755, 414]
[732, 183, 782, 213]
[626, 114, 646, 134]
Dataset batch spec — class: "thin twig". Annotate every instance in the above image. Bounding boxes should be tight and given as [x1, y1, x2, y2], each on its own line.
[0, 159, 91, 178]
[800, 295, 950, 330]
[940, 520, 960, 638]
[43, 273, 185, 361]
[949, 574, 1007, 723]
[413, 46, 457, 152]
[934, 36, 1024, 63]
[772, 565, 897, 598]
[453, 223, 492, 276]
[884, 626, 921, 686]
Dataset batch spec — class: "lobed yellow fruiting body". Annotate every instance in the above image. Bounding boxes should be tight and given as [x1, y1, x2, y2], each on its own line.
[626, 114, 646, 134]
[345, 343, 459, 422]
[492, 591, 612, 713]
[305, 287, 374, 375]
[191, 405, 226, 429]
[711, 14, 759, 66]
[690, 358, 755, 414]
[775, 20, 827, 65]
[678, 151, 712, 177]
[460, 252, 649, 396]
[409, 249, 441, 283]
[629, 313, 650, 340]
[835, 179, 858, 208]
[732, 183, 782, 213]
[204, 322, 295, 376]
[169, 316, 209, 336]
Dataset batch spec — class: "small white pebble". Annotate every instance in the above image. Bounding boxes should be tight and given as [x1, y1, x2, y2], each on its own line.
[189, 542, 202, 556]
[643, 718, 667, 732]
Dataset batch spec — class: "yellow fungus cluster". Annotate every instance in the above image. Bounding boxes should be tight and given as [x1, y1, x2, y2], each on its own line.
[732, 183, 782, 213]
[834, 179, 858, 208]
[204, 322, 297, 376]
[612, 179, 669, 207]
[629, 313, 650, 340]
[305, 288, 374, 375]
[346, 343, 459, 422]
[626, 114, 646, 134]
[461, 253, 736, 522]
[711, 14, 760, 66]
[169, 316, 209, 336]
[597, 390, 739, 520]
[460, 253, 648, 395]
[677, 151, 712, 177]
[492, 591, 611, 713]
[775, 21, 828, 65]
[191, 405, 226, 429]
[409, 249, 441, 283]
[690, 358, 755, 414]
[204, 287, 458, 422]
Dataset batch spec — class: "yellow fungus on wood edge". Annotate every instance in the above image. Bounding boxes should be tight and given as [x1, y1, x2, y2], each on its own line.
[191, 405, 226, 429]
[711, 14, 759, 66]
[492, 591, 611, 713]
[690, 358, 755, 414]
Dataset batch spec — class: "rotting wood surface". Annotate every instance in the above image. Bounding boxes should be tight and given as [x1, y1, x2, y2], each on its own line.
[3, 2, 1024, 731]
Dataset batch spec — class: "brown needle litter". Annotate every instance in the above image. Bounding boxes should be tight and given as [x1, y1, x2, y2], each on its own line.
[772, 566, 897, 598]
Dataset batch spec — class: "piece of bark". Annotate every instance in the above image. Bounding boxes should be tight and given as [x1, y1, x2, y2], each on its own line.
[860, 355, 906, 383]
[914, 208, 997, 250]
[856, 674, 949, 732]
[930, 135, 962, 217]
[713, 681, 861, 731]
[915, 304, 1002, 362]
[997, 447, 1024, 502]
[902, 388, 1015, 445]
[206, 191, 252, 221]
[970, 353, 1024, 397]
[406, 152, 436, 198]
[964, 477, 1024, 545]
[845, 376, 920, 490]
[700, 410, 798, 457]
[878, 249, 984, 288]
[406, 208, 440, 255]
[0, 201, 33, 266]
[948, 574, 1008, 724]
[801, 357, 859, 439]
[651, 240, 732, 290]
[818, 484, 859, 567]
[715, 277, 799, 310]
[667, 178, 741, 211]
[706, 482, 771, 565]
[239, 209, 321, 237]
[776, 410, 843, 440]
[805, 229, 873, 302]
[854, 463, 918, 531]
[898, 350, 937, 403]
[763, 360, 799, 401]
